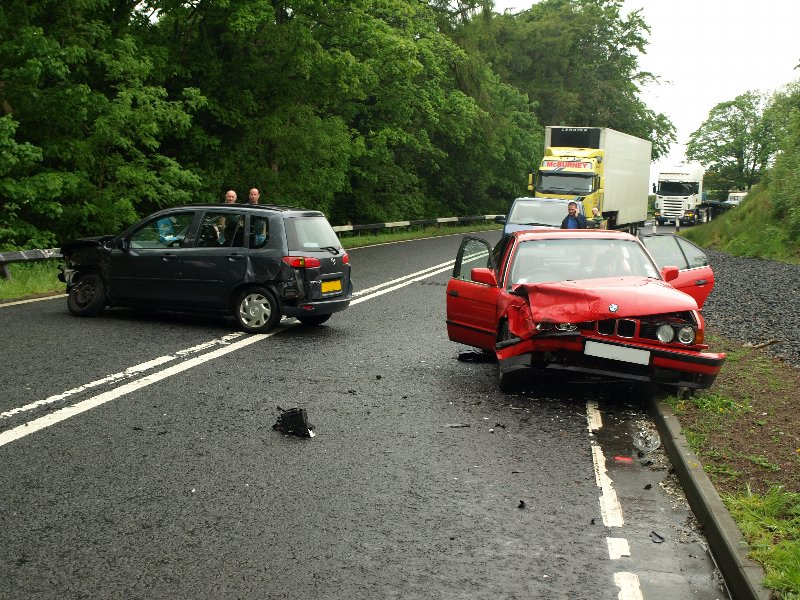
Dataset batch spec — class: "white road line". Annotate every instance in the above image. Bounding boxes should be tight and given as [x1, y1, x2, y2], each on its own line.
[1, 332, 246, 420]
[0, 294, 67, 307]
[0, 327, 286, 447]
[592, 445, 624, 527]
[2, 259, 457, 445]
[606, 537, 631, 559]
[586, 399, 602, 432]
[353, 260, 455, 297]
[614, 572, 644, 600]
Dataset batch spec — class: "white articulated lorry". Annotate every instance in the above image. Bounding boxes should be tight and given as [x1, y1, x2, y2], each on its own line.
[653, 163, 710, 226]
[527, 126, 651, 233]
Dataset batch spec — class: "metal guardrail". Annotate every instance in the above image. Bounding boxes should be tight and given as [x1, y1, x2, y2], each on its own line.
[0, 215, 503, 279]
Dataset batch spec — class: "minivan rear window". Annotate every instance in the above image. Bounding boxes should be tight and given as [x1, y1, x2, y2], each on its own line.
[285, 216, 341, 251]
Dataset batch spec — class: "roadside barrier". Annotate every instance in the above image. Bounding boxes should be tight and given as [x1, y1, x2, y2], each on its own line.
[0, 214, 503, 279]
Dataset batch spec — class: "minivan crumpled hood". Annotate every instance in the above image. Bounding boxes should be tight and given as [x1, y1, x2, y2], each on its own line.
[60, 235, 115, 255]
[513, 276, 698, 323]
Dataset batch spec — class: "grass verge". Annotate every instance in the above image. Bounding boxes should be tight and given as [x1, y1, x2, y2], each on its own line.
[666, 331, 800, 598]
[680, 185, 800, 264]
[0, 261, 63, 301]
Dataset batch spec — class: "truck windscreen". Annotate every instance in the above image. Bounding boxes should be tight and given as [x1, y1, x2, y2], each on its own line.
[657, 181, 699, 195]
[536, 173, 593, 195]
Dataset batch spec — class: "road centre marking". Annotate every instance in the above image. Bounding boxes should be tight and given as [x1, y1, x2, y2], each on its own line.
[2, 258, 461, 445]
[0, 328, 284, 447]
[1, 332, 246, 420]
[614, 572, 644, 600]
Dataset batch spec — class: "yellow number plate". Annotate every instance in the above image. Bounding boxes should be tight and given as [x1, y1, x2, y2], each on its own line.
[321, 279, 342, 293]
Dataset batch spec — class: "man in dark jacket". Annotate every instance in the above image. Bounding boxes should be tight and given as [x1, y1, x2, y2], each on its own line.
[561, 201, 589, 229]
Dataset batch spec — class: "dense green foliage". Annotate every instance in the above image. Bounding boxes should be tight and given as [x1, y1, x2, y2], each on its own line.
[1, 0, 672, 250]
[684, 80, 800, 246]
[686, 91, 776, 197]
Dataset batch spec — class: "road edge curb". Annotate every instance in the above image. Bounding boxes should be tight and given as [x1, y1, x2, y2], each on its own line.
[648, 398, 773, 600]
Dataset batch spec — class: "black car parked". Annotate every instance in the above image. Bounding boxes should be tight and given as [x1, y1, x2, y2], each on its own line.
[58, 204, 352, 333]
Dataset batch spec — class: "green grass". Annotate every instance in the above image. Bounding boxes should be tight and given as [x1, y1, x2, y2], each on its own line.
[0, 261, 63, 301]
[0, 222, 503, 301]
[680, 185, 800, 263]
[725, 486, 800, 598]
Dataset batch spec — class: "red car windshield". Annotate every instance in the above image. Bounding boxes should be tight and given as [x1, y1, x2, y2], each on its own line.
[507, 238, 660, 286]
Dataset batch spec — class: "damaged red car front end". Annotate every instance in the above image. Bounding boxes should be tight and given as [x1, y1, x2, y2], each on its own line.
[446, 230, 725, 391]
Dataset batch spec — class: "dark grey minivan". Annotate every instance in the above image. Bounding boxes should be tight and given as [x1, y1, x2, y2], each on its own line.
[58, 204, 352, 333]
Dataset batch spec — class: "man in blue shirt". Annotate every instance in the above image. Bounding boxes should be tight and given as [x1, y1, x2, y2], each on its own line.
[560, 201, 589, 229]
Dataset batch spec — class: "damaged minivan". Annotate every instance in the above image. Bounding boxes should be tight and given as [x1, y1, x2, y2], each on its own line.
[59, 204, 352, 333]
[445, 229, 725, 392]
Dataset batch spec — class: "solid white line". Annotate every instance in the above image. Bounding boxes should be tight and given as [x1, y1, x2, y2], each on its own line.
[353, 260, 455, 297]
[0, 294, 67, 307]
[1, 332, 246, 420]
[606, 537, 631, 560]
[613, 572, 643, 600]
[1, 249, 482, 444]
[0, 327, 287, 447]
[592, 445, 624, 527]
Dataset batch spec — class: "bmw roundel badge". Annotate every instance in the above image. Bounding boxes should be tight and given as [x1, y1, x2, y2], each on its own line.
[609, 303, 619, 313]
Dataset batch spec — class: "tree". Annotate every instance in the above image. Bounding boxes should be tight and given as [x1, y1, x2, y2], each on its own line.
[764, 80, 800, 242]
[686, 91, 776, 192]
[452, 0, 675, 159]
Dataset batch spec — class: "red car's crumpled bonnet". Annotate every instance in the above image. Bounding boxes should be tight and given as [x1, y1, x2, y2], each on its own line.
[510, 276, 698, 324]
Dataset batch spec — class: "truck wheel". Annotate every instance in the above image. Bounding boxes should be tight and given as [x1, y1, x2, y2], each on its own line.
[67, 274, 107, 317]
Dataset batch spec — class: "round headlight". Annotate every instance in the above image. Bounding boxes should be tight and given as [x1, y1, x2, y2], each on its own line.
[656, 323, 675, 343]
[677, 326, 696, 345]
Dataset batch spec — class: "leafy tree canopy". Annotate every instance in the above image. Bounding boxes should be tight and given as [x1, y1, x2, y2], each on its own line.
[686, 91, 776, 193]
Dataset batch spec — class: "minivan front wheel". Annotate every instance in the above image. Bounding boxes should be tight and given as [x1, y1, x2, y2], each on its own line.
[234, 287, 280, 333]
[67, 274, 106, 317]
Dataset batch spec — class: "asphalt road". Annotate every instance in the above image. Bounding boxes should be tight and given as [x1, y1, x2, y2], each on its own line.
[0, 229, 728, 600]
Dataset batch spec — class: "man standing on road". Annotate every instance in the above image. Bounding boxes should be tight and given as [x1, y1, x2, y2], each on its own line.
[561, 201, 589, 229]
[248, 188, 260, 204]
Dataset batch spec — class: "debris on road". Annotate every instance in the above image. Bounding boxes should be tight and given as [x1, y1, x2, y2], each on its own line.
[518, 500, 526, 509]
[456, 350, 496, 363]
[650, 531, 665, 544]
[272, 406, 315, 438]
[445, 423, 470, 428]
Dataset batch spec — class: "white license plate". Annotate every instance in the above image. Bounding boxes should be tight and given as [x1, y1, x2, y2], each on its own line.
[584, 340, 650, 366]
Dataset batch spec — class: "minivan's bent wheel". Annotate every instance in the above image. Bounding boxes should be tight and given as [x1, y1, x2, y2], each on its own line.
[234, 287, 280, 333]
[296, 313, 332, 326]
[67, 274, 107, 317]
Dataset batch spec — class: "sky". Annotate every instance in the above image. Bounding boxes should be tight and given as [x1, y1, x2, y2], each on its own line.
[492, 0, 800, 176]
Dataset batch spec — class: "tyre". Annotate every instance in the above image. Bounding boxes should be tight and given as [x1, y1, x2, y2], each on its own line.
[234, 287, 280, 333]
[297, 313, 332, 326]
[67, 274, 106, 317]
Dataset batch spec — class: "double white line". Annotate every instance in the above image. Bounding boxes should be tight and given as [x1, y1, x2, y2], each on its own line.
[1, 259, 461, 447]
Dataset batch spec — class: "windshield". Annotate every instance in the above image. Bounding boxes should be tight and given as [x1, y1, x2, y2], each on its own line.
[536, 173, 594, 195]
[508, 199, 571, 227]
[657, 181, 699, 196]
[507, 238, 660, 286]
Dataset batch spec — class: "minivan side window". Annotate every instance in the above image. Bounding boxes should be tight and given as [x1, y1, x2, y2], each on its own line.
[130, 212, 195, 249]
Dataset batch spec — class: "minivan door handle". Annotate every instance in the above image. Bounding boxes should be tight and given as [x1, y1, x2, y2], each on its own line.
[162, 253, 178, 261]
[448, 290, 459, 297]
[695, 279, 707, 285]
[227, 253, 246, 261]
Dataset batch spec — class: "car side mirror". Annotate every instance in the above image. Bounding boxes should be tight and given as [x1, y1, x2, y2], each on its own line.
[660, 266, 679, 282]
[471, 267, 498, 287]
[116, 238, 130, 251]
[494, 215, 506, 224]
[652, 183, 656, 193]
